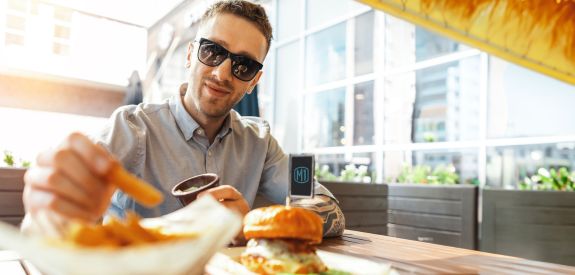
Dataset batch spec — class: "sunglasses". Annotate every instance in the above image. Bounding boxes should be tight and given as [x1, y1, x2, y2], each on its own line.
[196, 38, 263, 81]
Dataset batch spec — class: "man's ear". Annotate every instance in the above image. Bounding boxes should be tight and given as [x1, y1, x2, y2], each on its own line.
[185, 42, 193, 68]
[246, 71, 263, 94]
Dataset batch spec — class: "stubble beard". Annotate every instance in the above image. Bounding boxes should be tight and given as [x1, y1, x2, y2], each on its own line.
[194, 82, 233, 119]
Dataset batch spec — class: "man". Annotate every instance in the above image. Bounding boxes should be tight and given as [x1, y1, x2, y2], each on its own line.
[22, 0, 345, 237]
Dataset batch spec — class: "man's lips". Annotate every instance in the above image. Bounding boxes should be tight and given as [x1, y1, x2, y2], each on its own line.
[204, 81, 231, 97]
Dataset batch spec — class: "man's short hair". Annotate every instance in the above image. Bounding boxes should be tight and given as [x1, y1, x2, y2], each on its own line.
[201, 0, 273, 53]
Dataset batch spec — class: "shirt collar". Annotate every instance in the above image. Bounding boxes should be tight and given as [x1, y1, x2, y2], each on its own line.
[217, 112, 233, 140]
[170, 93, 200, 141]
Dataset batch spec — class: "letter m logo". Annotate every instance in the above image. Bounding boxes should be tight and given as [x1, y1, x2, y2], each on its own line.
[294, 167, 309, 184]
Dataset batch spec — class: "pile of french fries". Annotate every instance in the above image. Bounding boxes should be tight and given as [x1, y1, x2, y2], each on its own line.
[61, 163, 197, 248]
[64, 212, 197, 248]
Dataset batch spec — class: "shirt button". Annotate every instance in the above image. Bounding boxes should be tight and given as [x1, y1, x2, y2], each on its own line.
[208, 151, 212, 156]
[197, 129, 203, 135]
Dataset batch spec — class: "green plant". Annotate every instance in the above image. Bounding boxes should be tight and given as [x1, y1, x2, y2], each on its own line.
[394, 164, 459, 185]
[21, 160, 31, 168]
[315, 164, 337, 181]
[2, 150, 31, 168]
[339, 164, 372, 183]
[3, 151, 14, 166]
[423, 132, 436, 142]
[315, 164, 373, 183]
[519, 167, 574, 191]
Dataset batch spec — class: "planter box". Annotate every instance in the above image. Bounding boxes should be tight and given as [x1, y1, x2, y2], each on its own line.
[387, 184, 478, 249]
[320, 181, 388, 235]
[0, 167, 26, 226]
[481, 189, 575, 266]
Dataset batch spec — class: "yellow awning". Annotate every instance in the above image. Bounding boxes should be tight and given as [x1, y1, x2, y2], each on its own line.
[357, 0, 575, 85]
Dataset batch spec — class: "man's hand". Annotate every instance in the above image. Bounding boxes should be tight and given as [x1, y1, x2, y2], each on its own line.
[197, 185, 250, 246]
[23, 132, 117, 224]
[197, 185, 250, 217]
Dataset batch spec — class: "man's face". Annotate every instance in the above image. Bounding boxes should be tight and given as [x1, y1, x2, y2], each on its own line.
[184, 13, 267, 119]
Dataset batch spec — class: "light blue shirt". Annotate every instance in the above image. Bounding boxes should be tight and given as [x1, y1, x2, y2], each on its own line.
[96, 93, 334, 218]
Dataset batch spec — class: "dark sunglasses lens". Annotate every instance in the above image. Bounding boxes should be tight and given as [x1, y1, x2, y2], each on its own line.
[198, 42, 227, 66]
[232, 57, 261, 81]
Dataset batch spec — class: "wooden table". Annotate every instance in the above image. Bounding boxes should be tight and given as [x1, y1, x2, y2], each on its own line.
[320, 230, 575, 274]
[1, 230, 574, 274]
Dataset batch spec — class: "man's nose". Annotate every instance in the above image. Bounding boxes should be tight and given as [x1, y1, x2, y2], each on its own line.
[211, 58, 233, 82]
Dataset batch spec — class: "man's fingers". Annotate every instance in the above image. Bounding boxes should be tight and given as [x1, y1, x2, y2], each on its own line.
[198, 185, 242, 201]
[24, 167, 96, 210]
[39, 148, 107, 197]
[197, 185, 249, 216]
[221, 199, 250, 216]
[63, 132, 114, 175]
[37, 133, 113, 177]
[24, 188, 100, 222]
[35, 132, 162, 208]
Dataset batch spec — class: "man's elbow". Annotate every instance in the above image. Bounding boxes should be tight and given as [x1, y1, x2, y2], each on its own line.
[323, 201, 345, 237]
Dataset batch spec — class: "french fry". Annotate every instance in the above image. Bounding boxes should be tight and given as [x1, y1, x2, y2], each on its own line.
[66, 222, 120, 247]
[104, 216, 150, 246]
[123, 212, 160, 242]
[106, 163, 164, 207]
[64, 212, 197, 248]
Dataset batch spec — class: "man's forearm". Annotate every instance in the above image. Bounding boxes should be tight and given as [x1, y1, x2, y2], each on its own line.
[291, 195, 345, 237]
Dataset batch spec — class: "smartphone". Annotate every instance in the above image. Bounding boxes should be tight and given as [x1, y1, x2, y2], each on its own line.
[289, 154, 315, 199]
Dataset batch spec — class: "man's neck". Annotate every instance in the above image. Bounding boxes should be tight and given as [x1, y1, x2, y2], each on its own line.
[186, 101, 227, 144]
[180, 84, 227, 144]
[196, 114, 225, 144]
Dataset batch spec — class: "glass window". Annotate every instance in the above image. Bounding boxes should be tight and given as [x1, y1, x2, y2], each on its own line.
[486, 143, 575, 189]
[274, 42, 301, 153]
[0, 3, 146, 85]
[385, 149, 478, 185]
[53, 25, 70, 39]
[54, 7, 72, 21]
[384, 15, 415, 69]
[354, 11, 374, 76]
[304, 87, 346, 148]
[0, 107, 107, 163]
[316, 152, 377, 183]
[316, 154, 345, 181]
[384, 57, 481, 144]
[349, 152, 377, 183]
[488, 57, 575, 138]
[52, 43, 69, 55]
[416, 27, 464, 61]
[354, 81, 375, 145]
[5, 33, 25, 46]
[7, 0, 28, 12]
[413, 57, 481, 142]
[276, 0, 300, 41]
[413, 149, 478, 185]
[383, 72, 416, 144]
[6, 14, 26, 30]
[305, 22, 346, 87]
[306, 0, 365, 30]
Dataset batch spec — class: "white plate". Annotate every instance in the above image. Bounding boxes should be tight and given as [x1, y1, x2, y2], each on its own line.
[0, 197, 242, 275]
[206, 246, 396, 275]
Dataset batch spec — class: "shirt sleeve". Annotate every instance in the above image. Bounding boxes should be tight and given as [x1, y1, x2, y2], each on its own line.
[93, 105, 146, 170]
[92, 105, 146, 218]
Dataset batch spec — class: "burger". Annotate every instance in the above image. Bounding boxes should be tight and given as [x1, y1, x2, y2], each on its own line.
[240, 205, 328, 274]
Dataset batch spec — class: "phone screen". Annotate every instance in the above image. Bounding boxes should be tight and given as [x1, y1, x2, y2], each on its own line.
[289, 154, 314, 198]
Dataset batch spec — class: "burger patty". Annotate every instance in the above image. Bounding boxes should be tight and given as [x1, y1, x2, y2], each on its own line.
[249, 238, 317, 254]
